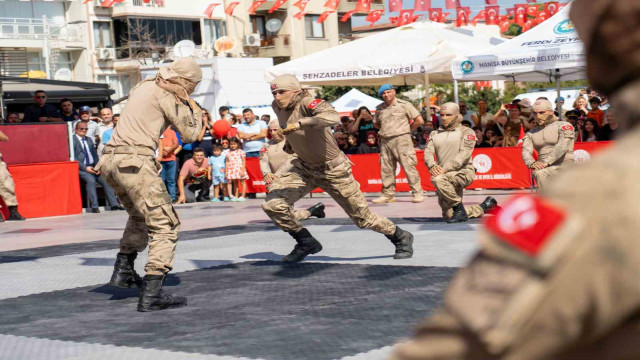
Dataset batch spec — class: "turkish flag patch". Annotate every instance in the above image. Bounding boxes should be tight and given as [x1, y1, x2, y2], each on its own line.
[561, 124, 574, 131]
[260, 147, 267, 152]
[466, 134, 476, 141]
[308, 99, 323, 109]
[484, 195, 566, 256]
[270, 84, 277, 90]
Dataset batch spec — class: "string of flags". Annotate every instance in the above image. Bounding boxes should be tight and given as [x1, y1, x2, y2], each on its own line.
[89, 0, 567, 32]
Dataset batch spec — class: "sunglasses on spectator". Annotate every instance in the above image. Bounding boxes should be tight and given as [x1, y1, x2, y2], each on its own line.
[77, 128, 88, 131]
[36, 96, 46, 99]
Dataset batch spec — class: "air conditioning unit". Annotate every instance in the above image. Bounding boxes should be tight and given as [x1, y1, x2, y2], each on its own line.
[96, 48, 115, 60]
[244, 33, 261, 47]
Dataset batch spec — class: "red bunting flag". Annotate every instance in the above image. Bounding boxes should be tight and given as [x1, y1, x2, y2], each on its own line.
[413, 0, 430, 12]
[536, 10, 549, 23]
[389, 0, 402, 12]
[204, 3, 221, 17]
[500, 18, 511, 33]
[428, 8, 442, 22]
[475, 81, 491, 91]
[527, 4, 538, 17]
[225, 2, 239, 15]
[293, 11, 307, 19]
[485, 0, 497, 4]
[83, 0, 92, 4]
[317, 10, 335, 23]
[355, 0, 370, 13]
[514, 3, 527, 25]
[340, 10, 356, 22]
[390, 16, 398, 23]
[143, 0, 150, 2]
[366, 9, 384, 26]
[324, 0, 340, 10]
[268, 0, 287, 13]
[485, 5, 499, 25]
[444, 0, 460, 10]
[455, 6, 470, 27]
[545, 1, 559, 15]
[441, 12, 451, 22]
[396, 9, 415, 26]
[293, 0, 309, 11]
[506, 8, 515, 17]
[100, 0, 115, 7]
[248, 0, 266, 14]
[470, 10, 485, 26]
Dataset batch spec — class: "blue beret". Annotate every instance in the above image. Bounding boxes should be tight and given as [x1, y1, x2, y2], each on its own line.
[378, 84, 394, 98]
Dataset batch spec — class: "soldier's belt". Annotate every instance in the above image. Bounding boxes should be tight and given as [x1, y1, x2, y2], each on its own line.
[104, 146, 155, 157]
[301, 156, 346, 170]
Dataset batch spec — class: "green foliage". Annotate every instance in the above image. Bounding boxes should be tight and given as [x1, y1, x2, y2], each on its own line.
[318, 85, 413, 103]
[505, 23, 523, 37]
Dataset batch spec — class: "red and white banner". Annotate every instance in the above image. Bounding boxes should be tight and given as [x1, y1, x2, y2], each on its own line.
[485, 5, 499, 25]
[413, 0, 430, 12]
[244, 142, 613, 193]
[389, 0, 402, 12]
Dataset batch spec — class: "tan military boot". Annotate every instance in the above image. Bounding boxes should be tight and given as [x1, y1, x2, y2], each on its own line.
[412, 192, 424, 203]
[372, 196, 396, 204]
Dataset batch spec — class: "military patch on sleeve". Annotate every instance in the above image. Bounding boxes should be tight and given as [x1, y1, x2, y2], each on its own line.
[466, 134, 476, 141]
[308, 99, 323, 109]
[485, 195, 566, 256]
[260, 147, 267, 153]
[561, 124, 574, 131]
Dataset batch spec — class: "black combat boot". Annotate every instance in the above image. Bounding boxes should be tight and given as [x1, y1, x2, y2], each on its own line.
[282, 228, 323, 263]
[137, 275, 187, 312]
[447, 203, 468, 223]
[8, 206, 25, 221]
[307, 202, 325, 218]
[108, 252, 143, 288]
[385, 226, 414, 259]
[0, 212, 4, 222]
[480, 196, 498, 213]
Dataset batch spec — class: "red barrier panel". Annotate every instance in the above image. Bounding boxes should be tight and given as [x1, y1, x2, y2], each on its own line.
[0, 161, 82, 219]
[239, 142, 614, 194]
[0, 124, 70, 165]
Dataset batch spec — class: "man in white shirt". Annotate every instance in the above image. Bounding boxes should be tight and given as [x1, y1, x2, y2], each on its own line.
[97, 107, 114, 154]
[73, 106, 100, 144]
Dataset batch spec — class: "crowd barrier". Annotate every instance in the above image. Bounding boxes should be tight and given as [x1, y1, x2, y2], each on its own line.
[245, 141, 613, 193]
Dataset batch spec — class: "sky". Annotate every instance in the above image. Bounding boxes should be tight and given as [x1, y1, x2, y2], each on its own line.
[350, 0, 572, 28]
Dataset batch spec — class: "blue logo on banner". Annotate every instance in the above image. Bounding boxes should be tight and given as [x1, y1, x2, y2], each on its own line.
[554, 19, 575, 34]
[461, 61, 475, 75]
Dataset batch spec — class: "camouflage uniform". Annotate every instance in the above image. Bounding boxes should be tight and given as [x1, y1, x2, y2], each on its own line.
[391, 1, 640, 358]
[0, 153, 18, 209]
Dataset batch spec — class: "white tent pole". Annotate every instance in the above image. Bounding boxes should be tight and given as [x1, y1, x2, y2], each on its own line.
[555, 68, 562, 119]
[453, 80, 459, 104]
[424, 72, 431, 120]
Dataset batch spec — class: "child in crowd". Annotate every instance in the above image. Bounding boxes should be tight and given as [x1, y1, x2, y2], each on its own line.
[220, 137, 231, 155]
[225, 137, 248, 201]
[208, 144, 230, 202]
[587, 97, 604, 127]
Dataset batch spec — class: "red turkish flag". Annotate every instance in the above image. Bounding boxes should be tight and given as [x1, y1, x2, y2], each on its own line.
[100, 0, 115, 7]
[292, 0, 309, 11]
[340, 10, 356, 22]
[527, 4, 538, 17]
[224, 2, 239, 15]
[506, 8, 515, 17]
[390, 16, 398, 23]
[485, 5, 499, 25]
[428, 8, 442, 22]
[324, 0, 340, 10]
[413, 0, 430, 12]
[355, 0, 370, 13]
[248, 1, 265, 14]
[389, 0, 402, 12]
[470, 10, 485, 25]
[485, 0, 497, 4]
[500, 19, 511, 33]
[444, 0, 459, 10]
[475, 81, 491, 91]
[514, 4, 527, 25]
[441, 12, 451, 22]
[143, 0, 150, 2]
[536, 10, 549, 23]
[293, 11, 307, 19]
[317, 10, 335, 23]
[204, 3, 221, 17]
[396, 9, 415, 26]
[455, 6, 470, 27]
[545, 1, 559, 15]
[366, 9, 384, 26]
[268, 0, 287, 13]
[525, 0, 536, 3]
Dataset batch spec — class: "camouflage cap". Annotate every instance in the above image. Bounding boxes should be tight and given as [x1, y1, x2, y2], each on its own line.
[270, 74, 301, 93]
[533, 99, 554, 111]
[168, 58, 202, 83]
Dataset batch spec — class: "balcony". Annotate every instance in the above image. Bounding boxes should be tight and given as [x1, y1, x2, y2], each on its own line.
[256, 34, 291, 58]
[104, 0, 222, 19]
[0, 18, 84, 46]
[339, 0, 384, 13]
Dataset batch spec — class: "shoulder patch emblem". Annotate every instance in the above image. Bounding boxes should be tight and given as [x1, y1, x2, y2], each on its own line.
[485, 195, 566, 256]
[308, 99, 323, 109]
[466, 134, 476, 141]
[561, 124, 574, 131]
[260, 147, 268, 153]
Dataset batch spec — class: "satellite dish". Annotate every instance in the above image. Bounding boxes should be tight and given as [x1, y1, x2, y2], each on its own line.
[214, 36, 236, 54]
[173, 40, 196, 58]
[54, 68, 73, 81]
[265, 18, 282, 33]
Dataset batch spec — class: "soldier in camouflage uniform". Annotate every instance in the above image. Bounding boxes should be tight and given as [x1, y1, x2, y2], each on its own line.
[262, 75, 414, 263]
[0, 129, 25, 222]
[391, 1, 640, 358]
[98, 58, 203, 312]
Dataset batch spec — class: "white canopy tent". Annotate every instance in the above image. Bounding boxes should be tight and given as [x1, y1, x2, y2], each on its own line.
[331, 88, 382, 116]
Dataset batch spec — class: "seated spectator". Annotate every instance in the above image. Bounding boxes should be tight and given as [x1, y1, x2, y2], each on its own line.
[160, 127, 179, 201]
[97, 107, 115, 154]
[580, 118, 601, 142]
[587, 97, 604, 127]
[572, 97, 589, 118]
[177, 147, 211, 203]
[236, 108, 267, 158]
[349, 106, 377, 145]
[346, 133, 359, 154]
[23, 90, 63, 123]
[494, 104, 521, 147]
[459, 101, 475, 124]
[59, 98, 79, 122]
[484, 128, 500, 148]
[357, 131, 381, 154]
[600, 108, 618, 141]
[334, 123, 345, 133]
[73, 106, 100, 142]
[5, 113, 20, 123]
[0, 129, 26, 221]
[473, 126, 492, 148]
[225, 138, 248, 201]
[260, 114, 270, 122]
[334, 131, 349, 153]
[72, 122, 122, 213]
[471, 99, 492, 130]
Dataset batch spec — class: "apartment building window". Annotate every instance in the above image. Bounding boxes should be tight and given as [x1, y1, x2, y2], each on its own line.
[93, 21, 113, 48]
[0, 0, 65, 24]
[250, 15, 266, 36]
[203, 19, 226, 47]
[27, 51, 73, 74]
[97, 74, 131, 100]
[113, 17, 202, 59]
[304, 15, 325, 39]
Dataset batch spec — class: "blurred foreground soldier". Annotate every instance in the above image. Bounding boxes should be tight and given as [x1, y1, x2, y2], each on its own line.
[391, 1, 640, 359]
[522, 99, 575, 191]
[259, 120, 325, 220]
[0, 130, 26, 222]
[424, 103, 497, 224]
[263, 75, 414, 263]
[98, 58, 203, 312]
[372, 84, 424, 204]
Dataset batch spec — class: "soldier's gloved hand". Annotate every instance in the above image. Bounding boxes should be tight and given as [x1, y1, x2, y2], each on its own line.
[281, 122, 301, 135]
[263, 173, 276, 186]
[430, 165, 445, 177]
[530, 161, 546, 170]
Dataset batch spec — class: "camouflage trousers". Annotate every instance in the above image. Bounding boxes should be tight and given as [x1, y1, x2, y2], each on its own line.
[380, 134, 423, 197]
[263, 158, 396, 235]
[431, 167, 484, 219]
[97, 151, 180, 276]
[533, 165, 562, 191]
[0, 160, 18, 208]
